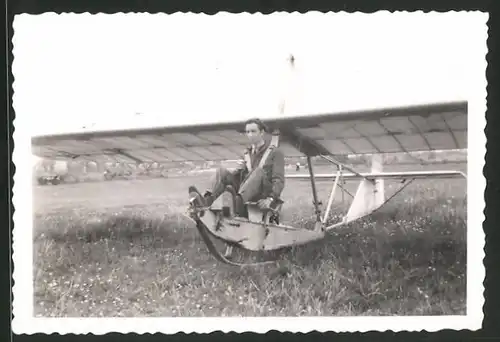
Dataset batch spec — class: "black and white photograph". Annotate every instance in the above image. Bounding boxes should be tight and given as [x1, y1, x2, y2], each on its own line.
[12, 11, 487, 334]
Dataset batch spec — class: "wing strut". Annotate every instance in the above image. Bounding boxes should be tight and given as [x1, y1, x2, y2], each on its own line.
[318, 154, 371, 182]
[306, 155, 322, 225]
[278, 124, 372, 182]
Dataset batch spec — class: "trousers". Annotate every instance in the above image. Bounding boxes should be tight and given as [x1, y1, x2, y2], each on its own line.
[209, 166, 270, 203]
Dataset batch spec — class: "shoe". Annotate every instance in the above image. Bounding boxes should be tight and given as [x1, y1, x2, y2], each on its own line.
[188, 186, 206, 207]
[203, 190, 215, 207]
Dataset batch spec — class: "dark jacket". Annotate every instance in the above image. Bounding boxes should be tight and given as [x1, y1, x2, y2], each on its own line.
[240, 138, 285, 200]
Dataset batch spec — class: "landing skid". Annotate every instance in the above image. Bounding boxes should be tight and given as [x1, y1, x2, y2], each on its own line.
[193, 219, 278, 267]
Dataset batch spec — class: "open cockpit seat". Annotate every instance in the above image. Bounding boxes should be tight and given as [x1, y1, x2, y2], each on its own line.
[216, 185, 284, 224]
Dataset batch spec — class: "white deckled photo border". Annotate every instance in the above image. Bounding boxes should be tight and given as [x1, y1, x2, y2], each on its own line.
[11, 11, 488, 334]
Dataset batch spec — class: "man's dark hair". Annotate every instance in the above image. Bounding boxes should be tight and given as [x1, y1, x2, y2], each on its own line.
[244, 118, 268, 133]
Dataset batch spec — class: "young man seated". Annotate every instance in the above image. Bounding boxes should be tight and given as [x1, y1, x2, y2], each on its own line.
[189, 118, 285, 217]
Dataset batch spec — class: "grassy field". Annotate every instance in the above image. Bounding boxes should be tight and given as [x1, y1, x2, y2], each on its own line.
[33, 163, 467, 317]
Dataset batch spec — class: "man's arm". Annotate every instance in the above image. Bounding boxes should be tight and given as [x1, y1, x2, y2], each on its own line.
[270, 148, 285, 199]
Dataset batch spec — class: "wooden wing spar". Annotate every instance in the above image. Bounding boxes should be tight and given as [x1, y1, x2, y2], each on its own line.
[31, 101, 467, 164]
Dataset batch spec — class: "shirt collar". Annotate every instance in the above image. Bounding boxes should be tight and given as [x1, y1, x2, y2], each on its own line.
[249, 140, 268, 154]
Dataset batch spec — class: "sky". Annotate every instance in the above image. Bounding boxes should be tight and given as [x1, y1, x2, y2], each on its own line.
[13, 12, 484, 138]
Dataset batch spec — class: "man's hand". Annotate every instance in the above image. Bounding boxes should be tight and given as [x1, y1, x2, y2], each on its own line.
[257, 197, 273, 210]
[236, 159, 247, 171]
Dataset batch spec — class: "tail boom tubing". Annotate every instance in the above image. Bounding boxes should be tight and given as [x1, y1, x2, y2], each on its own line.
[287, 170, 467, 181]
[292, 155, 467, 233]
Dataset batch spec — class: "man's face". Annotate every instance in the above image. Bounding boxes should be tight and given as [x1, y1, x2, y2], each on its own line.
[245, 123, 264, 145]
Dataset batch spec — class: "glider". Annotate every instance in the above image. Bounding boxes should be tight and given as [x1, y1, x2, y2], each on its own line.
[31, 100, 467, 266]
